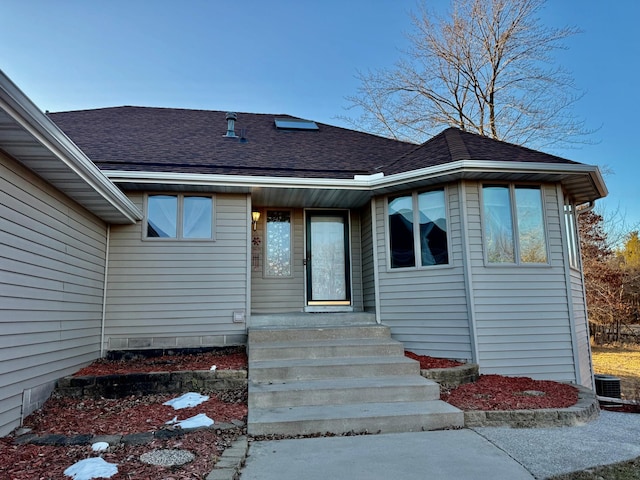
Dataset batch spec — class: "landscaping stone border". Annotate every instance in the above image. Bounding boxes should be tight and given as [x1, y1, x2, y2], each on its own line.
[205, 436, 248, 480]
[56, 370, 247, 399]
[13, 421, 245, 447]
[419, 363, 479, 388]
[463, 385, 600, 428]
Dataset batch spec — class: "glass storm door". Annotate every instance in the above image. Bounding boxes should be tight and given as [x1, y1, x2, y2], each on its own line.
[305, 211, 351, 305]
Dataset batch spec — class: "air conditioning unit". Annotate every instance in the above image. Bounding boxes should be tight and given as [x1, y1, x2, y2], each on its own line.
[594, 374, 621, 398]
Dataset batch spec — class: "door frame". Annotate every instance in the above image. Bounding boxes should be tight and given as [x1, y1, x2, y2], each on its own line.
[304, 209, 352, 311]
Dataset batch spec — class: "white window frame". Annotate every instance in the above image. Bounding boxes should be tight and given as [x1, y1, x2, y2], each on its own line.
[385, 187, 451, 271]
[144, 193, 215, 241]
[481, 184, 549, 266]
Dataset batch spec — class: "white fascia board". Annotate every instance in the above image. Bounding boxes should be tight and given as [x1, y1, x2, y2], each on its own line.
[0, 70, 143, 223]
[106, 159, 607, 199]
[106, 170, 375, 191]
[371, 160, 608, 197]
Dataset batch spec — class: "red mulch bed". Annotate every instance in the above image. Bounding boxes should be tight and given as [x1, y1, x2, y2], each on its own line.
[442, 374, 579, 410]
[22, 392, 247, 436]
[404, 351, 464, 369]
[0, 428, 236, 480]
[74, 350, 247, 376]
[1, 351, 248, 480]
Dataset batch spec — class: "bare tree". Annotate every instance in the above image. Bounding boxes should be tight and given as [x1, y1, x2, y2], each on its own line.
[343, 0, 590, 149]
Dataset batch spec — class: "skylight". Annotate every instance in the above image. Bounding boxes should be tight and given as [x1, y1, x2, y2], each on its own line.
[274, 118, 319, 130]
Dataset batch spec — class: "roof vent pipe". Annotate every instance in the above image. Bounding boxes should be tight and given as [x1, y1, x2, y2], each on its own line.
[225, 112, 238, 138]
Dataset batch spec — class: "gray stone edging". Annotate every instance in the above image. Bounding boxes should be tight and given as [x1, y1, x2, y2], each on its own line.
[420, 363, 479, 388]
[463, 385, 600, 428]
[206, 436, 249, 480]
[13, 421, 245, 447]
[56, 369, 248, 399]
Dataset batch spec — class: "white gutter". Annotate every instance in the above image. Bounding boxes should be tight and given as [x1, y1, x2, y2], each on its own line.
[105, 160, 607, 199]
[0, 70, 142, 224]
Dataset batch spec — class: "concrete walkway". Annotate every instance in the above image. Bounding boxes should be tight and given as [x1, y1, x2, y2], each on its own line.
[240, 411, 640, 479]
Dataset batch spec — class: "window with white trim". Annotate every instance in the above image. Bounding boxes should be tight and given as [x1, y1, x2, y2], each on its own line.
[482, 185, 547, 264]
[388, 189, 449, 269]
[146, 194, 213, 239]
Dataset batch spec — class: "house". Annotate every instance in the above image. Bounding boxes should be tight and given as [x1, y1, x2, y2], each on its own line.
[0, 70, 606, 436]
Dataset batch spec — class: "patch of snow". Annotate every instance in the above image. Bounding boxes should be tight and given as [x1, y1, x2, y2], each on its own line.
[91, 442, 110, 452]
[64, 458, 118, 480]
[176, 413, 214, 429]
[165, 415, 178, 424]
[163, 392, 209, 410]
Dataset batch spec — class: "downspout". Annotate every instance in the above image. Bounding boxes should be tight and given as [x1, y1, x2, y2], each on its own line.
[100, 224, 111, 358]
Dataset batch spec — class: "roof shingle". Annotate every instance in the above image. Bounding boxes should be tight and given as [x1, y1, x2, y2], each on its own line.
[49, 107, 581, 179]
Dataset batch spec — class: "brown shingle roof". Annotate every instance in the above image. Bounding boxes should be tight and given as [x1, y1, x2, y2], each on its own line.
[49, 107, 416, 179]
[49, 107, 581, 179]
[382, 128, 579, 175]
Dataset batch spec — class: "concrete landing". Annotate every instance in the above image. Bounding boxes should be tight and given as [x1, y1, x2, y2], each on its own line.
[240, 430, 535, 480]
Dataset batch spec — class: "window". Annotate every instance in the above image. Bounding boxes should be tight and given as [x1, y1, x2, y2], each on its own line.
[146, 194, 213, 239]
[265, 210, 292, 276]
[388, 189, 449, 269]
[482, 185, 547, 264]
[564, 199, 580, 269]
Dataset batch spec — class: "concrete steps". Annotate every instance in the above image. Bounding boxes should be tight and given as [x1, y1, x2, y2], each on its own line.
[249, 338, 404, 361]
[249, 356, 420, 382]
[249, 400, 462, 436]
[249, 375, 440, 408]
[247, 316, 463, 436]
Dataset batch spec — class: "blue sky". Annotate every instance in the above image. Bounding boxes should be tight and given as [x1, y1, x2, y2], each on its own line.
[2, 0, 638, 231]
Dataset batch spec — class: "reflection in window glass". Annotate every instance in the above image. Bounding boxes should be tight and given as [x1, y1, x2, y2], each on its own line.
[516, 187, 547, 263]
[148, 195, 177, 237]
[310, 216, 346, 300]
[266, 211, 291, 276]
[418, 190, 448, 266]
[388, 195, 415, 268]
[183, 197, 213, 238]
[483, 186, 515, 263]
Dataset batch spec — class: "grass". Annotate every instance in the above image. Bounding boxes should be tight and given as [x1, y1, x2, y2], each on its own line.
[549, 344, 640, 479]
[591, 344, 640, 400]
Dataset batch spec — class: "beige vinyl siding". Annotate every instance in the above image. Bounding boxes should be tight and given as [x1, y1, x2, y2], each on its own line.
[105, 192, 248, 349]
[1, 153, 106, 437]
[469, 182, 577, 382]
[361, 204, 376, 311]
[349, 210, 364, 311]
[571, 269, 592, 386]
[376, 185, 473, 361]
[251, 208, 305, 313]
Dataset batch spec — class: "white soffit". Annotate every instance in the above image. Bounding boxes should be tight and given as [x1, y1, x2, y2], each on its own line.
[106, 159, 606, 207]
[0, 70, 142, 224]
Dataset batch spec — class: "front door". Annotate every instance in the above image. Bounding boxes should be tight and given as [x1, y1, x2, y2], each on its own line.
[305, 211, 351, 307]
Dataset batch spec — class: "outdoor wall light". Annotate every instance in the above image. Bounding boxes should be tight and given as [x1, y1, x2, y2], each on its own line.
[252, 211, 261, 230]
